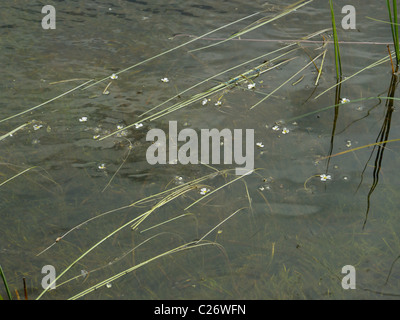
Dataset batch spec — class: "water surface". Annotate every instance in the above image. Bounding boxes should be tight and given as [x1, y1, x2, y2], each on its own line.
[1, 0, 400, 300]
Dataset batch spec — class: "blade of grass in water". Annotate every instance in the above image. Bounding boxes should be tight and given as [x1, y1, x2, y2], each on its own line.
[0, 80, 92, 124]
[189, 0, 314, 53]
[36, 183, 197, 299]
[285, 96, 400, 124]
[0, 167, 37, 188]
[329, 0, 342, 80]
[67, 241, 218, 300]
[314, 52, 393, 100]
[387, 0, 400, 66]
[81, 11, 261, 91]
[100, 28, 331, 140]
[0, 265, 12, 300]
[250, 52, 325, 110]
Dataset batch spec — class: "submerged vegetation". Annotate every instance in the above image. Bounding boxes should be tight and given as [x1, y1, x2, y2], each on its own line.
[1, 0, 400, 299]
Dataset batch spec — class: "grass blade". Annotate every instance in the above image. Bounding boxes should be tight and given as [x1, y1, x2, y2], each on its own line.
[0, 265, 12, 300]
[329, 0, 342, 80]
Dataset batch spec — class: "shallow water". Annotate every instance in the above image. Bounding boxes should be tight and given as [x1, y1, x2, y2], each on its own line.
[1, 0, 400, 300]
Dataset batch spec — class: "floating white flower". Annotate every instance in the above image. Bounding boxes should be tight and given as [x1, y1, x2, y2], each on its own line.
[33, 124, 43, 131]
[174, 176, 184, 184]
[199, 187, 210, 195]
[202, 98, 208, 106]
[93, 135, 100, 140]
[98, 163, 106, 170]
[320, 174, 332, 181]
[256, 142, 264, 148]
[272, 125, 280, 131]
[79, 117, 88, 122]
[134, 123, 143, 129]
[247, 83, 256, 90]
[110, 74, 118, 80]
[117, 124, 124, 130]
[215, 101, 222, 106]
[341, 97, 350, 103]
[282, 127, 290, 134]
[161, 77, 169, 83]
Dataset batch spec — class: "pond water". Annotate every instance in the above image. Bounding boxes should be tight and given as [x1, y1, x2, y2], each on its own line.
[1, 0, 400, 300]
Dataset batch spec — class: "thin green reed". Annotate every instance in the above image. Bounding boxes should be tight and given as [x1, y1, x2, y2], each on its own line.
[0, 265, 12, 300]
[329, 0, 342, 80]
[387, 0, 400, 67]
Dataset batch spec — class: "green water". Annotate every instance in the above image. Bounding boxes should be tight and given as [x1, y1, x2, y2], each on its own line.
[1, 0, 400, 300]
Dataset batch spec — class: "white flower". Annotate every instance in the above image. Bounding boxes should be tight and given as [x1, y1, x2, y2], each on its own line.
[33, 124, 43, 131]
[79, 117, 88, 122]
[98, 163, 106, 170]
[199, 187, 210, 195]
[93, 135, 100, 140]
[256, 142, 264, 148]
[117, 124, 124, 130]
[341, 97, 350, 103]
[202, 98, 208, 106]
[272, 125, 280, 131]
[215, 101, 222, 106]
[282, 127, 290, 134]
[161, 77, 169, 83]
[320, 174, 332, 181]
[247, 83, 256, 90]
[134, 123, 143, 129]
[110, 74, 118, 80]
[174, 176, 184, 184]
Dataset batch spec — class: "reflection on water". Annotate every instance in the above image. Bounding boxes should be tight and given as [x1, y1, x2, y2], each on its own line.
[1, 0, 400, 299]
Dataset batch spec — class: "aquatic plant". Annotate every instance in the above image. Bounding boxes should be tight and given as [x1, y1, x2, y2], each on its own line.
[386, 0, 400, 68]
[329, 0, 342, 80]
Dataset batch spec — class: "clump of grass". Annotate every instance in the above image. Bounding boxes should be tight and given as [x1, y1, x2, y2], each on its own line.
[35, 167, 252, 299]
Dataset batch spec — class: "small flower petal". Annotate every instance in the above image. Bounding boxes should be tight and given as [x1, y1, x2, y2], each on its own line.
[320, 174, 332, 181]
[134, 123, 143, 129]
[199, 187, 210, 195]
[272, 125, 280, 131]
